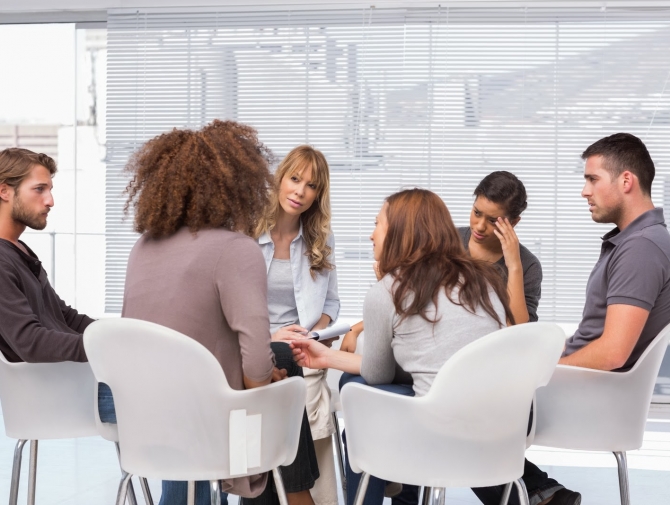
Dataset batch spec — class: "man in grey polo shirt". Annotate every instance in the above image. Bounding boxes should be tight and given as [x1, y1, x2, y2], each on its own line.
[560, 134, 670, 371]
[475, 133, 670, 505]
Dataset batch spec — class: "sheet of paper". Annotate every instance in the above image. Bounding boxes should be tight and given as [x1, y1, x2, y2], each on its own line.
[310, 321, 352, 341]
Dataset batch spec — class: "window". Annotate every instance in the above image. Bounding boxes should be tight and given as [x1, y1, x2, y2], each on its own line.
[106, 5, 670, 323]
[0, 24, 107, 317]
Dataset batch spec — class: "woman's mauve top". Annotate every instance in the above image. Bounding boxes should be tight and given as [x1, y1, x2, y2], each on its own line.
[122, 227, 275, 497]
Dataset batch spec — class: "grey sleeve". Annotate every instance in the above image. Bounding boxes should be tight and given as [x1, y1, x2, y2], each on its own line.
[214, 236, 275, 383]
[606, 238, 667, 310]
[523, 258, 542, 322]
[360, 279, 397, 385]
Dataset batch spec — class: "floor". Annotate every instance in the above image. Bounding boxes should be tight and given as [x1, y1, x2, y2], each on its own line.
[1, 406, 670, 504]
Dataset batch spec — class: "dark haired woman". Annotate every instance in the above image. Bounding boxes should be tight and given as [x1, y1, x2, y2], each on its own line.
[460, 171, 542, 323]
[99, 120, 319, 505]
[291, 188, 514, 505]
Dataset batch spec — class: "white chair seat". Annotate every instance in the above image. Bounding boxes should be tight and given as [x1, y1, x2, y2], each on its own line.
[533, 322, 670, 505]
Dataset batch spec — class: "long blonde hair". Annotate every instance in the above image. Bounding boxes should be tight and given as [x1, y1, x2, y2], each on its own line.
[256, 145, 333, 277]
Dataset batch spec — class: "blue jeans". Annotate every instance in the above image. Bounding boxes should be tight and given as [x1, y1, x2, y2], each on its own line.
[338, 373, 419, 505]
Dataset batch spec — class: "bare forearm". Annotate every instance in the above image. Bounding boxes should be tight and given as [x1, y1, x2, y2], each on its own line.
[507, 266, 529, 325]
[325, 349, 363, 375]
[244, 375, 271, 389]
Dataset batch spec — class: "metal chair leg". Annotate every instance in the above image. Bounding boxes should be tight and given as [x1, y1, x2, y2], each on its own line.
[499, 482, 513, 505]
[9, 439, 27, 505]
[27, 440, 38, 505]
[139, 477, 154, 505]
[331, 412, 347, 493]
[353, 472, 371, 505]
[421, 487, 433, 505]
[114, 442, 139, 505]
[421, 487, 446, 505]
[115, 473, 133, 505]
[210, 480, 222, 505]
[514, 479, 530, 505]
[613, 451, 631, 505]
[273, 468, 290, 505]
[187, 481, 195, 505]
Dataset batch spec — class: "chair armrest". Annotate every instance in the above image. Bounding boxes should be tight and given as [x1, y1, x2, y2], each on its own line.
[533, 365, 649, 451]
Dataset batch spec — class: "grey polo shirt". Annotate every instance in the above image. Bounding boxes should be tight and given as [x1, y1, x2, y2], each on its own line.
[564, 208, 670, 371]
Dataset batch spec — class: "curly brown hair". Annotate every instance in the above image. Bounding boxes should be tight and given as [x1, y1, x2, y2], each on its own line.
[125, 120, 274, 238]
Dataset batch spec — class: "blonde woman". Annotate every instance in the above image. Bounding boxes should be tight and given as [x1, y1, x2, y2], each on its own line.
[256, 145, 339, 505]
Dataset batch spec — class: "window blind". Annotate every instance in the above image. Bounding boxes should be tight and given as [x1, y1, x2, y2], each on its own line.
[106, 4, 670, 321]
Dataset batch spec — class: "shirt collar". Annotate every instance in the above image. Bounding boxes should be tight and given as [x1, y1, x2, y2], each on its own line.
[258, 221, 304, 245]
[0, 238, 42, 277]
[603, 207, 665, 245]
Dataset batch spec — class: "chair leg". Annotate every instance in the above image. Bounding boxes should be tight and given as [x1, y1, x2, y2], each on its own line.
[499, 482, 513, 505]
[613, 451, 631, 505]
[116, 473, 134, 505]
[9, 439, 27, 505]
[421, 487, 431, 505]
[27, 440, 38, 505]
[273, 468, 290, 505]
[514, 479, 530, 505]
[331, 412, 347, 493]
[353, 472, 371, 505]
[114, 442, 139, 505]
[139, 477, 154, 505]
[187, 481, 195, 505]
[431, 487, 446, 505]
[421, 487, 446, 505]
[210, 480, 222, 505]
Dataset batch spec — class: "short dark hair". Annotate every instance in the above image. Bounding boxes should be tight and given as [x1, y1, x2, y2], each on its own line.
[581, 133, 655, 196]
[473, 171, 527, 220]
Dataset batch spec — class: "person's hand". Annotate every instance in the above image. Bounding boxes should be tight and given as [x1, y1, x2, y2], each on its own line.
[290, 339, 331, 369]
[271, 367, 288, 382]
[272, 324, 308, 342]
[373, 261, 382, 281]
[340, 330, 360, 353]
[494, 217, 522, 272]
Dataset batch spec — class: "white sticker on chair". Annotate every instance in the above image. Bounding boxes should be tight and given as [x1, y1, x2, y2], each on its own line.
[229, 410, 262, 475]
[246, 414, 262, 469]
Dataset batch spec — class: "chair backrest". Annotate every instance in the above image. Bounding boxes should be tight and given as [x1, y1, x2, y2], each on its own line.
[341, 322, 565, 488]
[0, 353, 98, 440]
[83, 318, 306, 481]
[534, 322, 670, 451]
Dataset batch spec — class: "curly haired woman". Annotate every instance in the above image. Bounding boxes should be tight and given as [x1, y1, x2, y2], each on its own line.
[255, 146, 340, 505]
[98, 120, 319, 505]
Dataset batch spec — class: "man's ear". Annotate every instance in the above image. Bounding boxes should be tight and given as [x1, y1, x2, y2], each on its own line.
[510, 216, 521, 228]
[0, 183, 13, 203]
[621, 170, 636, 194]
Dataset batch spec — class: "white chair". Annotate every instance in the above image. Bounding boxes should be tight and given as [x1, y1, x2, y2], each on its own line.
[83, 318, 307, 505]
[0, 351, 147, 505]
[0, 353, 99, 505]
[95, 385, 155, 505]
[533, 322, 670, 505]
[341, 322, 565, 505]
[329, 387, 347, 493]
